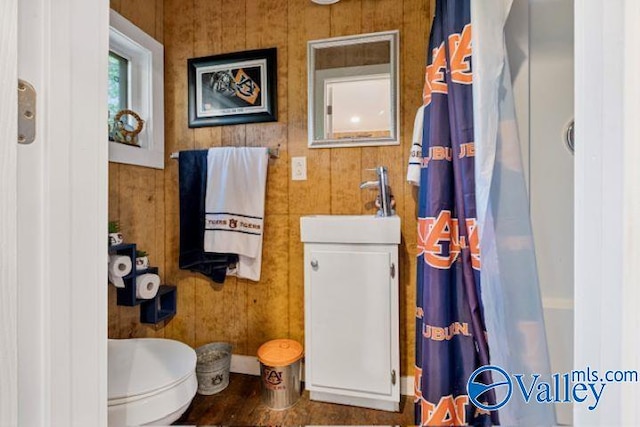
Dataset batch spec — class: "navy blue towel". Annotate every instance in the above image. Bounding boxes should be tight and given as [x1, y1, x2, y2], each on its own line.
[178, 150, 238, 283]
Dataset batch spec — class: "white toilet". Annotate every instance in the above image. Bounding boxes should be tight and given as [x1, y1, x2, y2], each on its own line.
[108, 338, 198, 426]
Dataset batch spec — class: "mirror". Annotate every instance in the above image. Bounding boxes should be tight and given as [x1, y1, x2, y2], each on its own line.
[308, 30, 399, 148]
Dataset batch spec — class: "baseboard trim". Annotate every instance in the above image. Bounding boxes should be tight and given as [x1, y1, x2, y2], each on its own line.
[310, 390, 399, 412]
[229, 355, 415, 397]
[542, 297, 574, 310]
[230, 354, 260, 376]
[400, 376, 414, 397]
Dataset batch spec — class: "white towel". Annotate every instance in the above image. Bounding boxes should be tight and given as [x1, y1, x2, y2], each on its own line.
[407, 105, 425, 186]
[204, 147, 269, 281]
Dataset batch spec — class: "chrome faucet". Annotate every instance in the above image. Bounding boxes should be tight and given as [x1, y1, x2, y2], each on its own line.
[360, 166, 394, 217]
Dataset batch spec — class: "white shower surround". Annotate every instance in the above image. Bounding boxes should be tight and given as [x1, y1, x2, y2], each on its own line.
[505, 0, 575, 424]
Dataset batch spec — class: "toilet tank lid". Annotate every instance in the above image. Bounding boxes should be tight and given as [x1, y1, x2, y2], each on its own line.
[108, 338, 196, 400]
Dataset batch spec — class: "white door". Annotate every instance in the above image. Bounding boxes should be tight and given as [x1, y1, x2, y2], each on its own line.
[0, 0, 19, 425]
[0, 0, 109, 425]
[17, 0, 47, 423]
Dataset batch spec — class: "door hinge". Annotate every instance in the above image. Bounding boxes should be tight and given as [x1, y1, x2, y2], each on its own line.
[390, 263, 395, 279]
[391, 369, 397, 385]
[18, 79, 37, 145]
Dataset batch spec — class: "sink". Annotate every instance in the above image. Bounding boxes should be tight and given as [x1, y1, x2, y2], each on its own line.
[300, 215, 401, 244]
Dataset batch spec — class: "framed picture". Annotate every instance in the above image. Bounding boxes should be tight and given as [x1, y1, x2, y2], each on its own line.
[188, 48, 278, 127]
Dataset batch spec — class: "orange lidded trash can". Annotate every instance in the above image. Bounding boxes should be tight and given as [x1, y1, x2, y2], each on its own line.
[257, 339, 304, 410]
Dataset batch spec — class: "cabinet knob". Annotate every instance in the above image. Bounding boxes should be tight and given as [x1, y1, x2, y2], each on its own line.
[310, 259, 319, 269]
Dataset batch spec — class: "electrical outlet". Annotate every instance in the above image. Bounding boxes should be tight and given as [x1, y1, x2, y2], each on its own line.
[291, 156, 307, 181]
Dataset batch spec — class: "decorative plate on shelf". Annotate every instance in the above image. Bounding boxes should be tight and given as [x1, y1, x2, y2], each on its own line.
[110, 109, 144, 147]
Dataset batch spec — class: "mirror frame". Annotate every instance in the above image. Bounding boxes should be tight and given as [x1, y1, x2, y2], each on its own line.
[307, 30, 400, 148]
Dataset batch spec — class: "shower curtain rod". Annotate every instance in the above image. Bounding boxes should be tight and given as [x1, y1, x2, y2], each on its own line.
[170, 145, 280, 160]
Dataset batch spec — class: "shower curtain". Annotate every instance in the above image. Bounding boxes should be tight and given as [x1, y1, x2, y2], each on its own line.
[414, 1, 497, 425]
[414, 0, 554, 425]
[472, 0, 555, 425]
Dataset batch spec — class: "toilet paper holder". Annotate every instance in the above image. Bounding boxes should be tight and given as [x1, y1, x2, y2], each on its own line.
[109, 242, 177, 324]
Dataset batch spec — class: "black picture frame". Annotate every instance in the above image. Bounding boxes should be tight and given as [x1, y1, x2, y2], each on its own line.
[188, 48, 278, 128]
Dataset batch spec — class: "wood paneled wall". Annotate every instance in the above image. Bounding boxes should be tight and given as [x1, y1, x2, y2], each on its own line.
[109, 0, 433, 376]
[108, 0, 166, 339]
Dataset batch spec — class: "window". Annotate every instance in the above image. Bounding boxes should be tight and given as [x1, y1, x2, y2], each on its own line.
[108, 51, 129, 121]
[109, 10, 164, 169]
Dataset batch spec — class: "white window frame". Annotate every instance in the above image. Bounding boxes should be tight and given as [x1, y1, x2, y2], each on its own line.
[108, 10, 164, 169]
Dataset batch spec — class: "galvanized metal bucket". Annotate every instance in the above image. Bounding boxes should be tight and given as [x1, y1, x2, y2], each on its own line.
[257, 339, 303, 410]
[195, 342, 232, 395]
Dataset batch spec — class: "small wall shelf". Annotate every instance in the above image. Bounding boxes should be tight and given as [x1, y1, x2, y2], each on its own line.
[109, 243, 176, 324]
[141, 285, 177, 324]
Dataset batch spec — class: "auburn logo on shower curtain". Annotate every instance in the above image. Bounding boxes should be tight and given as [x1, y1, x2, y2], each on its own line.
[415, 1, 498, 425]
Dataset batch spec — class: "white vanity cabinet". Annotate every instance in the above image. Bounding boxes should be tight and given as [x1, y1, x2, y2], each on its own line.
[300, 215, 400, 412]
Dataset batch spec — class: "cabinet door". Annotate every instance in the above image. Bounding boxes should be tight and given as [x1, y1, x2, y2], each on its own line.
[307, 248, 393, 397]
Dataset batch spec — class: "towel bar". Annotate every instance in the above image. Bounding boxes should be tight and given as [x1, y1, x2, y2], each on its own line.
[170, 145, 279, 160]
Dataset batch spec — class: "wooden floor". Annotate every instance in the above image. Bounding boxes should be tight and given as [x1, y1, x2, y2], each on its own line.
[176, 373, 414, 426]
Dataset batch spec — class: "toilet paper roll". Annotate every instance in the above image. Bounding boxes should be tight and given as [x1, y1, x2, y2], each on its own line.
[136, 273, 160, 300]
[108, 273, 125, 288]
[109, 255, 132, 277]
[108, 255, 132, 288]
